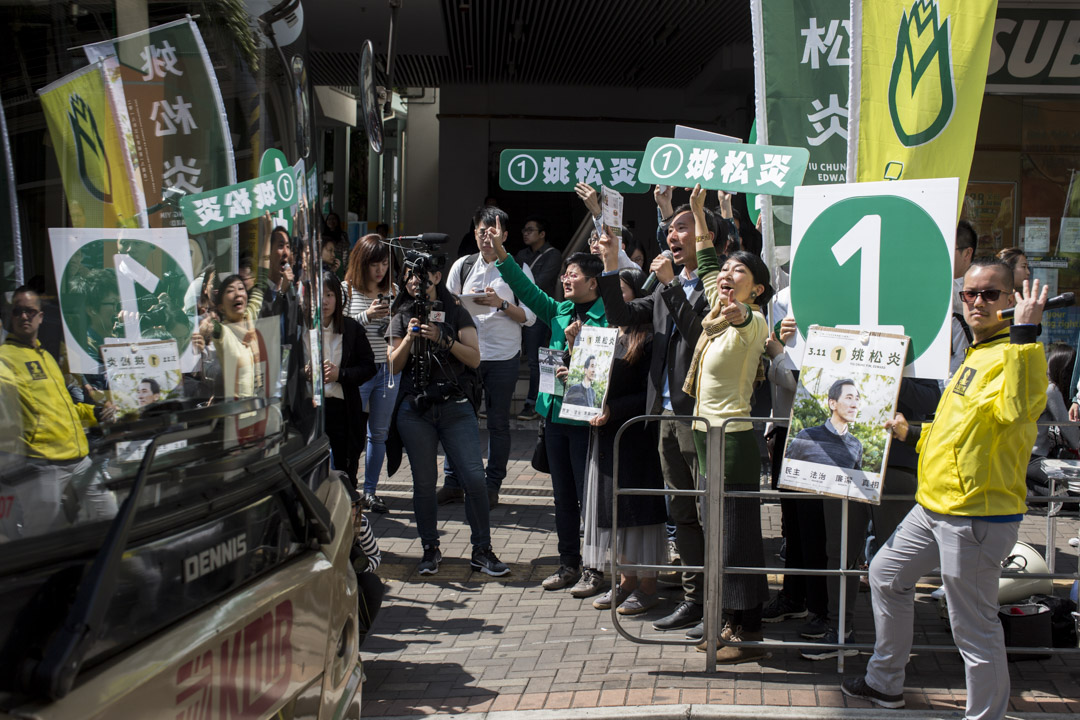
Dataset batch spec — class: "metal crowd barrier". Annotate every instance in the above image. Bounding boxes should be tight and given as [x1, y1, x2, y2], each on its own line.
[610, 413, 1080, 674]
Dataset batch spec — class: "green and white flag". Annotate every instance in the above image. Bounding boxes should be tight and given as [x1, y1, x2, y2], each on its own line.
[84, 18, 237, 264]
[752, 0, 851, 276]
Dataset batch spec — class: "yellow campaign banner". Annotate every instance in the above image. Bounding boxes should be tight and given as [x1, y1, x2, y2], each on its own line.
[847, 0, 998, 216]
[38, 61, 144, 228]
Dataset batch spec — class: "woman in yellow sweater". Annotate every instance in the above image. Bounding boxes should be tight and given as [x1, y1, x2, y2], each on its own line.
[680, 185, 772, 665]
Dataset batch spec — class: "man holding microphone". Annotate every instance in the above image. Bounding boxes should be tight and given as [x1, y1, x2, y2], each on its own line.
[843, 259, 1048, 720]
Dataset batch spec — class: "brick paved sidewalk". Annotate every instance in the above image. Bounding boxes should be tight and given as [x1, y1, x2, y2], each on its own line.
[361, 430, 1080, 718]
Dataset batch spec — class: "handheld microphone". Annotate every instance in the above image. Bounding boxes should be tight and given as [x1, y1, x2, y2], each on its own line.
[391, 232, 451, 245]
[997, 291, 1075, 320]
[642, 250, 675, 293]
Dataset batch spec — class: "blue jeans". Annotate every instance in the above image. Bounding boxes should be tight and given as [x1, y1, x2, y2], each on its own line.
[359, 363, 400, 495]
[544, 418, 590, 567]
[445, 353, 519, 492]
[522, 322, 550, 407]
[396, 396, 491, 549]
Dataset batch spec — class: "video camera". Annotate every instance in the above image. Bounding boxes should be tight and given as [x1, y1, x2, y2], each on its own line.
[400, 232, 450, 280]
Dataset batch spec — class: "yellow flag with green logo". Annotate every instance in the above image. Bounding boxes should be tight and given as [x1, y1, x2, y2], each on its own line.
[847, 0, 998, 216]
[38, 61, 143, 228]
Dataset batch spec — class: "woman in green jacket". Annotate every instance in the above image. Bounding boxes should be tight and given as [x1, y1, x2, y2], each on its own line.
[486, 208, 610, 597]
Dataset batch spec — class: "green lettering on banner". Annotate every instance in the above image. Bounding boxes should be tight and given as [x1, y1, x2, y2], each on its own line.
[179, 167, 298, 233]
[638, 138, 810, 197]
[498, 150, 649, 193]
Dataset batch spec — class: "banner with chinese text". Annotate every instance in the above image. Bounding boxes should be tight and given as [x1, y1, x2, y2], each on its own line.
[179, 165, 300, 233]
[638, 138, 809, 197]
[847, 0, 998, 216]
[499, 150, 648, 193]
[38, 62, 146, 229]
[84, 18, 236, 237]
[752, 0, 851, 273]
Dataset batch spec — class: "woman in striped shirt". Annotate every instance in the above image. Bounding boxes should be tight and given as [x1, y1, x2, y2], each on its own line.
[344, 234, 399, 514]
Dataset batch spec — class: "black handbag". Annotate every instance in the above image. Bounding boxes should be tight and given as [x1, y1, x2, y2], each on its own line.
[531, 418, 550, 473]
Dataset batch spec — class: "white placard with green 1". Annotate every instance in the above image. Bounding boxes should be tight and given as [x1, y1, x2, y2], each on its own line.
[789, 177, 958, 379]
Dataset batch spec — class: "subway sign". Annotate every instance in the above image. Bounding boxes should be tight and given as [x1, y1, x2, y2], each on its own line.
[987, 7, 1080, 94]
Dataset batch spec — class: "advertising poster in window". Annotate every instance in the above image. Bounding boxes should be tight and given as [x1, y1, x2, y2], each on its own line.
[963, 181, 1015, 253]
[779, 326, 908, 504]
[558, 327, 618, 421]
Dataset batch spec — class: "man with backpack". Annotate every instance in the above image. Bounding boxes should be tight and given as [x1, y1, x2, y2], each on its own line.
[440, 207, 537, 508]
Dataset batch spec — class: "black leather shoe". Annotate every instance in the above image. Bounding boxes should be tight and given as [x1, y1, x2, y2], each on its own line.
[652, 600, 703, 631]
[685, 621, 704, 640]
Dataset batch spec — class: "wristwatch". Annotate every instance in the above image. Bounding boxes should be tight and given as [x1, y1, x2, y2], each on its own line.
[499, 299, 509, 311]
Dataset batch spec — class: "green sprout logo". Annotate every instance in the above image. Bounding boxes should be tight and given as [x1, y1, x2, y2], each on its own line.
[888, 0, 956, 147]
[67, 92, 113, 203]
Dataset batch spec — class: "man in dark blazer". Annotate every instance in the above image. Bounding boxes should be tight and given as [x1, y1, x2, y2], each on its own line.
[596, 202, 717, 632]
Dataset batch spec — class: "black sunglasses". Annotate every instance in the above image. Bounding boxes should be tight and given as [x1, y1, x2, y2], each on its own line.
[959, 289, 1006, 304]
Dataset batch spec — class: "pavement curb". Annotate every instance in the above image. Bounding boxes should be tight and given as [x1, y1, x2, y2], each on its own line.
[359, 703, 1080, 720]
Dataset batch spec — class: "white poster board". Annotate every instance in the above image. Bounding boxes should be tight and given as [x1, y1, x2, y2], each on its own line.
[48, 227, 197, 373]
[789, 178, 957, 379]
[1023, 217, 1051, 254]
[779, 326, 909, 505]
[559, 326, 618, 421]
[539, 347, 565, 397]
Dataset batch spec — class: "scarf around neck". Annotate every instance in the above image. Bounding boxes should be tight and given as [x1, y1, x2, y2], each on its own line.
[682, 300, 761, 399]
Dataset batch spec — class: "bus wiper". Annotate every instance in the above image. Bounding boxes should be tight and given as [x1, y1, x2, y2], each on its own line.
[276, 454, 335, 546]
[23, 400, 263, 700]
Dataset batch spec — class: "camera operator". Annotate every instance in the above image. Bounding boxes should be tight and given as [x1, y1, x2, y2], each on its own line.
[388, 255, 510, 577]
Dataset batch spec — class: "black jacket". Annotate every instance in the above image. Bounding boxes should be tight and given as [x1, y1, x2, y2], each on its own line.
[338, 317, 377, 445]
[594, 335, 666, 529]
[598, 272, 710, 416]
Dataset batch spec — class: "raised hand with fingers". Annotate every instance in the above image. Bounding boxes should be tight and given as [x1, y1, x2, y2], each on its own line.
[654, 184, 674, 219]
[1012, 278, 1049, 326]
[491, 214, 508, 260]
[575, 182, 602, 218]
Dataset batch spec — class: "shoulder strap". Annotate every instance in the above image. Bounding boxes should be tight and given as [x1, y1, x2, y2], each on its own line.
[457, 253, 480, 289]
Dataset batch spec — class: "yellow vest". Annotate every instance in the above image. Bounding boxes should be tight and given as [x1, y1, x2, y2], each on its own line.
[915, 331, 1046, 516]
[0, 338, 96, 461]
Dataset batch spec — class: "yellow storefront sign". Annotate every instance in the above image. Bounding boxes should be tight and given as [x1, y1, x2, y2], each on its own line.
[848, 0, 999, 216]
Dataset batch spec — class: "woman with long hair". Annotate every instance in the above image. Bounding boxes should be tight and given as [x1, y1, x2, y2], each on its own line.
[997, 247, 1031, 291]
[343, 234, 398, 513]
[680, 185, 772, 664]
[579, 264, 668, 615]
[321, 271, 377, 502]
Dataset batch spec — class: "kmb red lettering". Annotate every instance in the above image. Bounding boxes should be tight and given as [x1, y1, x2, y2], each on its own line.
[173, 599, 294, 720]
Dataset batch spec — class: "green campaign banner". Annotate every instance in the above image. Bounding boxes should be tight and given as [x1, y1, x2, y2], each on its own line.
[179, 166, 299, 233]
[84, 18, 236, 238]
[751, 0, 850, 270]
[638, 138, 809, 197]
[498, 150, 649, 193]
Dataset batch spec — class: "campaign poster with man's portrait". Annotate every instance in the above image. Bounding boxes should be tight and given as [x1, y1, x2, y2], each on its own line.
[559, 326, 618, 421]
[779, 326, 909, 504]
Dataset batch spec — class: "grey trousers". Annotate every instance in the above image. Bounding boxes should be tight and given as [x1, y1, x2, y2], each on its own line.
[865, 504, 1018, 720]
[659, 411, 704, 605]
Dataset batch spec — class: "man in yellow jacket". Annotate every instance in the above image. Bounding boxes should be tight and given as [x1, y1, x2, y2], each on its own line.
[842, 259, 1048, 720]
[0, 286, 106, 539]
